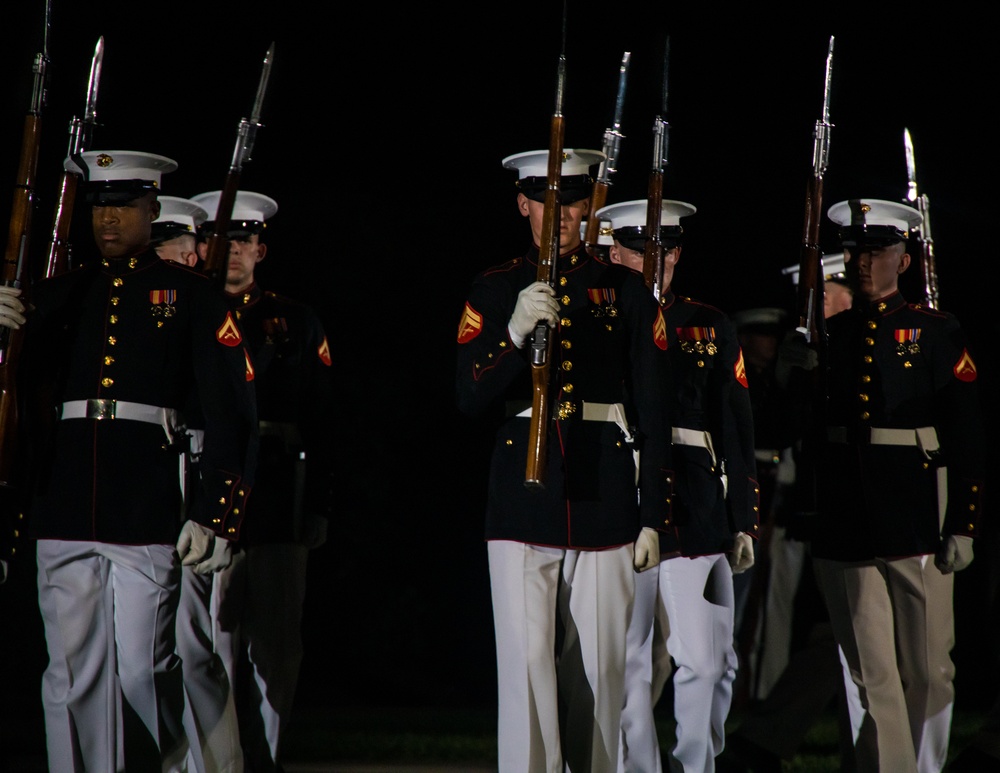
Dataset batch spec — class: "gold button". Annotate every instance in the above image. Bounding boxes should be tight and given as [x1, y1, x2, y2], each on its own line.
[859, 393, 869, 402]
[559, 276, 568, 286]
[506, 439, 512, 446]
[561, 361, 572, 371]
[487, 353, 493, 359]
[499, 341, 507, 348]
[113, 277, 123, 287]
[753, 506, 759, 512]
[864, 355, 873, 364]
[968, 522, 975, 530]
[104, 356, 114, 365]
[861, 374, 870, 383]
[754, 487, 760, 494]
[563, 383, 574, 394]
[972, 485, 979, 492]
[605, 324, 613, 331]
[111, 297, 119, 305]
[865, 337, 874, 346]
[904, 361, 912, 369]
[238, 490, 244, 496]
[561, 340, 571, 349]
[616, 441, 622, 448]
[570, 255, 578, 265]
[233, 508, 240, 515]
[969, 504, 976, 512]
[561, 318, 572, 327]
[664, 518, 670, 525]
[225, 480, 233, 485]
[860, 411, 870, 420]
[218, 497, 226, 504]
[213, 518, 221, 524]
[108, 336, 117, 345]
[101, 377, 113, 387]
[752, 524, 759, 531]
[228, 527, 236, 534]
[923, 462, 929, 469]
[109, 315, 118, 324]
[868, 321, 877, 330]
[128, 257, 138, 269]
[697, 360, 705, 368]
[877, 302, 887, 312]
[560, 295, 570, 306]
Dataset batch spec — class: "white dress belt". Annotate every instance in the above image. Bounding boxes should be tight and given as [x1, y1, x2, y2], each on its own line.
[60, 399, 177, 427]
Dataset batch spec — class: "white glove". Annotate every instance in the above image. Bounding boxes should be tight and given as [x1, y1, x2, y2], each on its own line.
[633, 527, 660, 572]
[508, 281, 560, 348]
[935, 535, 974, 574]
[0, 285, 27, 330]
[729, 532, 755, 574]
[775, 329, 819, 388]
[193, 536, 234, 574]
[176, 520, 214, 566]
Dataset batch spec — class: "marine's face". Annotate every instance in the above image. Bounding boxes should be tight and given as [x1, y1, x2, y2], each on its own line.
[845, 241, 909, 300]
[91, 192, 159, 260]
[519, 194, 589, 253]
[609, 242, 680, 298]
[224, 233, 266, 293]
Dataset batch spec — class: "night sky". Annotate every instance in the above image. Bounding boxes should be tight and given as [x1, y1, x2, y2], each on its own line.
[1, 0, 997, 748]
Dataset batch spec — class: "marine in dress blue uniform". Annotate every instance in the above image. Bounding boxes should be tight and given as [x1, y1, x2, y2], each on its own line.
[15, 151, 258, 773]
[597, 200, 759, 773]
[456, 150, 674, 773]
[191, 190, 334, 772]
[786, 199, 985, 773]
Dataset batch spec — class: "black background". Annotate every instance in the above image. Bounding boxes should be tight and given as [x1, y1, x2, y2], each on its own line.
[1, 0, 998, 750]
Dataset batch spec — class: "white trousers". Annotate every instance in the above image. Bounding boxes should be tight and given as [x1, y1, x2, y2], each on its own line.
[36, 539, 187, 773]
[656, 554, 737, 773]
[618, 564, 670, 773]
[176, 565, 243, 773]
[488, 540, 635, 773]
[815, 555, 956, 773]
[213, 543, 309, 771]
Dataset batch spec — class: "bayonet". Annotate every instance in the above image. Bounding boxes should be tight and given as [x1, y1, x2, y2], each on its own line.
[903, 127, 939, 308]
[812, 36, 834, 178]
[904, 127, 918, 204]
[584, 51, 630, 256]
[643, 36, 670, 294]
[203, 42, 276, 286]
[232, 41, 274, 169]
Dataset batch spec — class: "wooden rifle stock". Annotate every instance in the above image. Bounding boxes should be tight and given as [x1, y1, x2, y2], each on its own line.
[795, 176, 826, 344]
[525, 13, 567, 490]
[0, 47, 49, 487]
[642, 167, 664, 294]
[525, 116, 564, 491]
[584, 181, 609, 255]
[43, 170, 77, 278]
[201, 172, 241, 287]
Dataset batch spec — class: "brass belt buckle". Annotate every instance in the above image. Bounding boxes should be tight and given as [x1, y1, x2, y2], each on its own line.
[86, 399, 116, 420]
[557, 401, 577, 420]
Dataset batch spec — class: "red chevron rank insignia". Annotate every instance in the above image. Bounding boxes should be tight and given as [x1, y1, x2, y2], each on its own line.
[216, 312, 243, 347]
[244, 348, 255, 382]
[653, 308, 668, 351]
[457, 302, 483, 344]
[734, 348, 748, 388]
[318, 336, 332, 366]
[954, 348, 977, 382]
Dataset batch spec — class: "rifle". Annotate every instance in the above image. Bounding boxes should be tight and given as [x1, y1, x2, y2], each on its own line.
[641, 37, 670, 297]
[794, 35, 834, 348]
[524, 7, 567, 491]
[202, 42, 274, 286]
[584, 51, 630, 257]
[0, 0, 51, 487]
[903, 127, 939, 309]
[43, 36, 103, 279]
